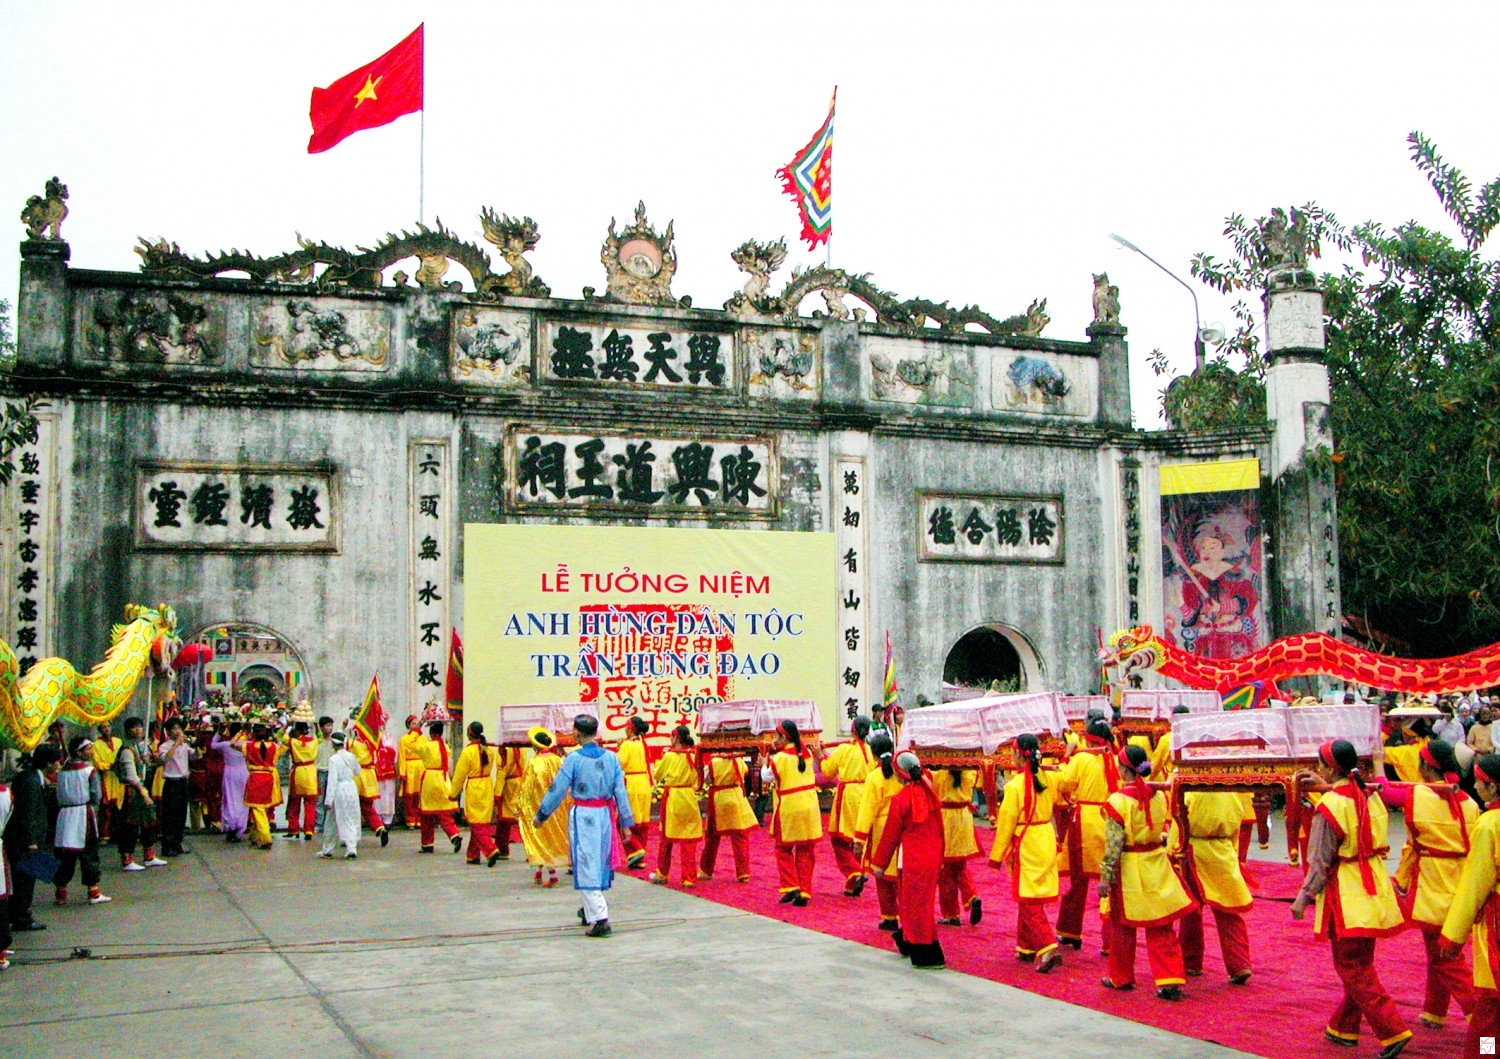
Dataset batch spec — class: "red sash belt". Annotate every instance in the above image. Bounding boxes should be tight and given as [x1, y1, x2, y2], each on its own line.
[575, 798, 614, 808]
[1411, 843, 1466, 859]
[248, 766, 274, 774]
[1125, 842, 1162, 853]
[779, 783, 816, 796]
[941, 800, 971, 808]
[625, 771, 648, 777]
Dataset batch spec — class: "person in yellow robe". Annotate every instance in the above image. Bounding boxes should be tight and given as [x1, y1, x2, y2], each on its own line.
[449, 720, 501, 867]
[822, 717, 875, 896]
[1291, 739, 1410, 1056]
[396, 715, 425, 829]
[650, 725, 704, 888]
[762, 719, 823, 906]
[934, 764, 981, 927]
[617, 716, 654, 869]
[1098, 743, 1195, 999]
[492, 744, 527, 860]
[517, 728, 570, 885]
[1056, 719, 1122, 953]
[91, 722, 124, 842]
[414, 720, 461, 854]
[1172, 791, 1253, 984]
[284, 722, 320, 840]
[1439, 753, 1500, 1058]
[349, 728, 390, 845]
[1384, 719, 1430, 784]
[1378, 739, 1476, 1029]
[854, 733, 903, 928]
[699, 752, 757, 882]
[989, 733, 1064, 972]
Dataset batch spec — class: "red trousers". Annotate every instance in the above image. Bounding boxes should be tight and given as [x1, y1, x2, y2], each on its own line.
[830, 834, 863, 882]
[624, 822, 650, 860]
[286, 794, 316, 835]
[701, 829, 750, 880]
[493, 819, 513, 856]
[465, 823, 498, 862]
[899, 864, 940, 946]
[1110, 921, 1187, 988]
[1325, 933, 1410, 1046]
[359, 797, 384, 833]
[658, 837, 701, 885]
[1179, 904, 1252, 977]
[1017, 901, 1058, 956]
[938, 860, 977, 919]
[1464, 994, 1499, 1058]
[775, 840, 816, 897]
[1057, 872, 1110, 952]
[404, 791, 422, 827]
[420, 810, 460, 847]
[875, 874, 900, 920]
[1420, 926, 1475, 1023]
[1237, 798, 1270, 860]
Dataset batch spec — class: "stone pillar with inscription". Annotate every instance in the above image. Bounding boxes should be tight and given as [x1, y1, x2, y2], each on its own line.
[1261, 216, 1341, 661]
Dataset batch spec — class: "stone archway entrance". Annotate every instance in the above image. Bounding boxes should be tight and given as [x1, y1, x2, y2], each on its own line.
[942, 623, 1045, 695]
[184, 620, 313, 708]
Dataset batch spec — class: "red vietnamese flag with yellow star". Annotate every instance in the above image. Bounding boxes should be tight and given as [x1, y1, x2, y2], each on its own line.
[307, 25, 424, 154]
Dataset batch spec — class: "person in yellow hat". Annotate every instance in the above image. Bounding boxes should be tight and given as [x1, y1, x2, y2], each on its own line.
[518, 727, 570, 886]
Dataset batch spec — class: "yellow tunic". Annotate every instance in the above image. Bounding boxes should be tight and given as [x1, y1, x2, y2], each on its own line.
[705, 756, 756, 832]
[768, 748, 822, 845]
[989, 770, 1062, 901]
[822, 739, 874, 841]
[286, 735, 320, 797]
[1173, 792, 1253, 912]
[448, 741, 497, 825]
[1394, 783, 1478, 929]
[1314, 785, 1405, 938]
[1057, 747, 1116, 875]
[654, 749, 704, 841]
[1441, 805, 1500, 994]
[517, 751, 570, 867]
[618, 737, 654, 827]
[351, 737, 379, 799]
[1385, 739, 1427, 784]
[1150, 732, 1175, 779]
[933, 768, 979, 859]
[496, 747, 527, 822]
[397, 730, 426, 796]
[854, 769, 904, 878]
[1104, 788, 1194, 927]
[414, 736, 457, 812]
[92, 737, 124, 806]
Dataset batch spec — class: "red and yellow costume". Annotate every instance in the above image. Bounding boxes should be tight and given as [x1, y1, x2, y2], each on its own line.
[1172, 792, 1252, 980]
[700, 755, 756, 881]
[822, 737, 874, 888]
[1384, 736, 1428, 785]
[934, 768, 979, 923]
[1383, 771, 1478, 1027]
[1056, 737, 1121, 949]
[449, 739, 499, 863]
[517, 745, 569, 877]
[415, 734, 461, 849]
[91, 735, 124, 840]
[872, 770, 946, 967]
[990, 768, 1063, 960]
[652, 748, 704, 887]
[1101, 782, 1194, 989]
[618, 734, 654, 867]
[856, 766, 905, 925]
[397, 726, 425, 826]
[285, 734, 320, 837]
[243, 739, 283, 848]
[491, 746, 526, 857]
[1296, 765, 1410, 1052]
[1440, 795, 1500, 1058]
[350, 734, 387, 834]
[767, 745, 822, 900]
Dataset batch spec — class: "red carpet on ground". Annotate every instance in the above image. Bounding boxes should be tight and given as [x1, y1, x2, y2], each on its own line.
[641, 823, 1465, 1059]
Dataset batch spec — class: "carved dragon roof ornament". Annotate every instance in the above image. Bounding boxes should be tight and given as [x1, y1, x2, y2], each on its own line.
[478, 209, 550, 298]
[21, 177, 68, 241]
[587, 201, 684, 308]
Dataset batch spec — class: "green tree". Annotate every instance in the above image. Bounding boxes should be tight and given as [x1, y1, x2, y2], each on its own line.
[1190, 134, 1500, 655]
[0, 299, 40, 486]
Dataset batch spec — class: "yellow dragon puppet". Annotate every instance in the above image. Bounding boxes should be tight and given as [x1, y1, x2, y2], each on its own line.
[0, 604, 180, 752]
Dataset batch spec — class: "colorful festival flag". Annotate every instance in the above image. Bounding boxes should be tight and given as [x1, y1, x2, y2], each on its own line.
[882, 629, 899, 711]
[307, 25, 424, 154]
[445, 629, 464, 714]
[351, 675, 388, 747]
[777, 89, 836, 250]
[1221, 681, 1271, 711]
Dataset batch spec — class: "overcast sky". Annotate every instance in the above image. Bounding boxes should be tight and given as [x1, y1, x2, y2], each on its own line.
[4, 1, 1497, 426]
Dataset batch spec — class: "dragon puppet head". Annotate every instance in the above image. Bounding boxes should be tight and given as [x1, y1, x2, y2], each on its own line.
[120, 604, 182, 679]
[1101, 626, 1168, 679]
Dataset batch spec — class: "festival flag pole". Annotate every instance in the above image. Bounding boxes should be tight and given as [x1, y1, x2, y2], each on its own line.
[418, 37, 425, 224]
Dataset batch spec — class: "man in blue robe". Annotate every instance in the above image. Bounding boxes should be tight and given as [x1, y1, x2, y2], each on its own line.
[536, 714, 635, 937]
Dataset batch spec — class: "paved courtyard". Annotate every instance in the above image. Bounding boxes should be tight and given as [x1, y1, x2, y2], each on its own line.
[1, 830, 1254, 1059]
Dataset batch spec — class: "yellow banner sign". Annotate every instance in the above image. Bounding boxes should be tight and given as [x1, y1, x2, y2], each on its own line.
[464, 524, 837, 743]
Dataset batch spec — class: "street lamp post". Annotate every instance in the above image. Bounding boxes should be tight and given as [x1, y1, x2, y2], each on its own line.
[1108, 233, 1207, 372]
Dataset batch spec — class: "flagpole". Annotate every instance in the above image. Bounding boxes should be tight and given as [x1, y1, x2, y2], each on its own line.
[419, 108, 425, 224]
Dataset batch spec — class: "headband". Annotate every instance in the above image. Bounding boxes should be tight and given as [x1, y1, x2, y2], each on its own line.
[1477, 757, 1500, 786]
[1318, 740, 1338, 770]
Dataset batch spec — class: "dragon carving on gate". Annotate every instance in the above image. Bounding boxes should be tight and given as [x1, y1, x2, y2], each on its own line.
[1104, 625, 1500, 696]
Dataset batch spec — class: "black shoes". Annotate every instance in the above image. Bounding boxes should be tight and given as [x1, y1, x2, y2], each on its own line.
[451, 834, 463, 853]
[778, 891, 798, 904]
[586, 919, 612, 938]
[1156, 986, 1182, 1002]
[377, 828, 390, 847]
[791, 895, 809, 907]
[488, 850, 502, 868]
[969, 896, 983, 925]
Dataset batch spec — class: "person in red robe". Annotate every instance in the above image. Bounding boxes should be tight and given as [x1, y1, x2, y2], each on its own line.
[871, 751, 946, 969]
